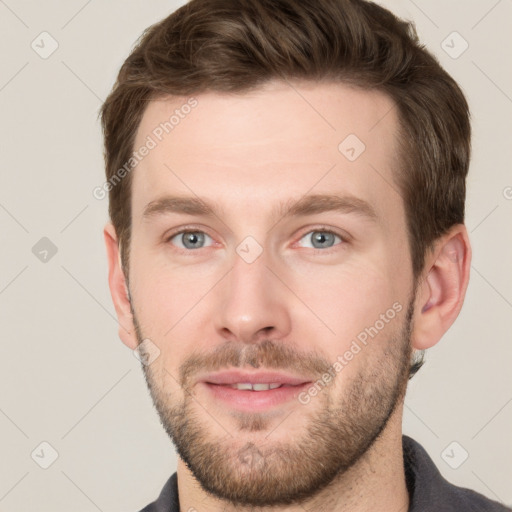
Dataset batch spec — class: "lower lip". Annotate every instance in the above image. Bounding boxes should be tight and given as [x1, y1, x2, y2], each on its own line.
[200, 382, 311, 412]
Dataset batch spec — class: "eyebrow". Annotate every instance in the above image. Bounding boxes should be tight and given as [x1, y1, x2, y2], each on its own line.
[142, 193, 378, 223]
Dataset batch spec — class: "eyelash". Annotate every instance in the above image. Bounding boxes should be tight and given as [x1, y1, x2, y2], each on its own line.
[295, 226, 348, 253]
[164, 226, 216, 253]
[164, 225, 348, 254]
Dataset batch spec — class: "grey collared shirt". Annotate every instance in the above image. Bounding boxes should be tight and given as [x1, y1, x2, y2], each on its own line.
[139, 435, 510, 511]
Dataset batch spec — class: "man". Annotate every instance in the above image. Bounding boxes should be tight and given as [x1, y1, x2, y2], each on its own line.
[100, 0, 510, 510]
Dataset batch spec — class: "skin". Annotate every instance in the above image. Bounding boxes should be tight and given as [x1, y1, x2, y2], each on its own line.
[104, 80, 471, 512]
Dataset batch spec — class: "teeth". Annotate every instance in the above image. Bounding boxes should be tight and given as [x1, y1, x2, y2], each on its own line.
[229, 383, 282, 391]
[233, 382, 253, 390]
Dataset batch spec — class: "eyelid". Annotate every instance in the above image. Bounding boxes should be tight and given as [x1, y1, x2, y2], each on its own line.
[164, 225, 217, 248]
[295, 225, 350, 242]
[163, 224, 351, 253]
[292, 226, 350, 252]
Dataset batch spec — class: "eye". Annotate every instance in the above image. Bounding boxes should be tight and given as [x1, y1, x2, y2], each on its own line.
[297, 230, 343, 250]
[168, 230, 213, 250]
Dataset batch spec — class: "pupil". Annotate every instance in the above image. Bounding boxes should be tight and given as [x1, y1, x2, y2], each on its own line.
[184, 232, 203, 249]
[313, 232, 333, 248]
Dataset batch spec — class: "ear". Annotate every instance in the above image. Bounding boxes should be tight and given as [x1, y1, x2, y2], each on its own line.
[411, 224, 472, 350]
[103, 222, 139, 350]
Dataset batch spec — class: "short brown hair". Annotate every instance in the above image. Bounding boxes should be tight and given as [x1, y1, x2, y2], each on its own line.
[100, 0, 471, 377]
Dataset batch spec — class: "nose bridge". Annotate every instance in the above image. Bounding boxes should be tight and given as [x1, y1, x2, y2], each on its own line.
[214, 243, 291, 343]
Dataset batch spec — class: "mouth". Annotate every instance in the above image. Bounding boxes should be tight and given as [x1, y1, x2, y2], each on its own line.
[217, 382, 292, 391]
[197, 370, 313, 411]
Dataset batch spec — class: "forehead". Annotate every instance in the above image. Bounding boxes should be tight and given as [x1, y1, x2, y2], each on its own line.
[131, 80, 402, 222]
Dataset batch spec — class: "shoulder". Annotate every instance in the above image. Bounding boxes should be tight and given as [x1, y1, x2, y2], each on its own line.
[136, 472, 179, 512]
[403, 435, 511, 512]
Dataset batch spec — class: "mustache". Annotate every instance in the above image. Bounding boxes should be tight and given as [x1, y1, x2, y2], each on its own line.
[179, 339, 333, 389]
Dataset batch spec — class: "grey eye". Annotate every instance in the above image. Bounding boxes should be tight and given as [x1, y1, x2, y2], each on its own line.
[170, 231, 212, 250]
[298, 231, 341, 249]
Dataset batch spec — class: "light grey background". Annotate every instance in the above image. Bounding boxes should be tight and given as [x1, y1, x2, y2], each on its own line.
[0, 0, 511, 510]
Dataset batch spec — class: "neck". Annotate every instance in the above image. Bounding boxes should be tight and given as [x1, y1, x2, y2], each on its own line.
[177, 403, 409, 512]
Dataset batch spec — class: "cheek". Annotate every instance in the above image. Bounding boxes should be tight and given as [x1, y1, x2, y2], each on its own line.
[290, 259, 400, 332]
[130, 237, 217, 318]
[132, 272, 212, 336]
[129, 253, 222, 375]
[285, 257, 408, 377]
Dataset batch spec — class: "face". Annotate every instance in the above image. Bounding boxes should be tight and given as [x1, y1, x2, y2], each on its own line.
[127, 80, 416, 506]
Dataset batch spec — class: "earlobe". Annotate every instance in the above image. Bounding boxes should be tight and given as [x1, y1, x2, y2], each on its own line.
[411, 225, 472, 351]
[103, 222, 139, 350]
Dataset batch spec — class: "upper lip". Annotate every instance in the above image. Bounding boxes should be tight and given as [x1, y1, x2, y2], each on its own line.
[198, 370, 312, 386]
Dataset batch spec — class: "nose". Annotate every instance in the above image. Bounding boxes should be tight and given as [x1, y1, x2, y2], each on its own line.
[213, 246, 292, 345]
